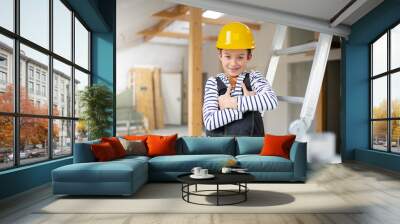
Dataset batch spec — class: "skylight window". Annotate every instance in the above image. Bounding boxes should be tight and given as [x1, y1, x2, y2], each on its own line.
[202, 10, 224, 19]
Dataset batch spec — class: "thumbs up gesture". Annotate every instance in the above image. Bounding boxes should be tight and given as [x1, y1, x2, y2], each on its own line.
[218, 85, 238, 110]
[241, 83, 255, 96]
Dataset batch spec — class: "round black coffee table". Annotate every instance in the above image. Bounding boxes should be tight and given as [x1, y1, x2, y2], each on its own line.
[177, 173, 255, 206]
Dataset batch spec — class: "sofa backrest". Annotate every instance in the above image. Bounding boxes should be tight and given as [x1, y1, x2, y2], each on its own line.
[73, 136, 304, 162]
[235, 137, 264, 155]
[73, 139, 100, 163]
[177, 136, 236, 155]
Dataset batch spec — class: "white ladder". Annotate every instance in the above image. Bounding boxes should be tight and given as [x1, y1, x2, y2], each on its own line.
[265, 25, 333, 142]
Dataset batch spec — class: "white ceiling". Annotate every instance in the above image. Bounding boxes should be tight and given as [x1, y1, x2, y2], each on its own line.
[222, 0, 383, 25]
[225, 0, 352, 23]
[117, 0, 175, 49]
[117, 0, 383, 49]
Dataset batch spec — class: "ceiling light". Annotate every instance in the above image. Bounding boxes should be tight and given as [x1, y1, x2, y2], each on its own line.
[202, 10, 224, 19]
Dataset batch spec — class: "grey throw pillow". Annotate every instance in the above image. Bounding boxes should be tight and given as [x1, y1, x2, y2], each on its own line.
[119, 138, 147, 156]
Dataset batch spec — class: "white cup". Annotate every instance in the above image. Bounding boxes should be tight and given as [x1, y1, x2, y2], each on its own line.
[221, 167, 232, 174]
[200, 169, 208, 176]
[191, 167, 202, 176]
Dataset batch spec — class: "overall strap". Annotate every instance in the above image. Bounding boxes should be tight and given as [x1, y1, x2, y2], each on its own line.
[215, 76, 227, 95]
[243, 72, 252, 91]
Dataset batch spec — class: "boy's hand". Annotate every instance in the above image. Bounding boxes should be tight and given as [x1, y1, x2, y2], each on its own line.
[218, 85, 238, 109]
[241, 83, 255, 96]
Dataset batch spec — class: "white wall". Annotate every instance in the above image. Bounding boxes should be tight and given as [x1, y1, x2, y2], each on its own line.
[116, 42, 186, 94]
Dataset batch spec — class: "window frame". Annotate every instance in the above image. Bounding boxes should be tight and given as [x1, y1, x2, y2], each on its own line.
[370, 19, 400, 154]
[0, 0, 92, 171]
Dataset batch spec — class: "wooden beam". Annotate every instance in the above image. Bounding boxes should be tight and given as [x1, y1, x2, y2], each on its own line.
[153, 11, 261, 30]
[315, 74, 327, 132]
[138, 5, 189, 42]
[138, 31, 217, 41]
[188, 7, 203, 136]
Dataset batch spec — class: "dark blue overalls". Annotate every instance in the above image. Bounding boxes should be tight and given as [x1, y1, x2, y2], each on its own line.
[205, 73, 265, 137]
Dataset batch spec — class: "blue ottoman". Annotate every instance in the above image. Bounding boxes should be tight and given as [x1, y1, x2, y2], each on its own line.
[52, 157, 148, 196]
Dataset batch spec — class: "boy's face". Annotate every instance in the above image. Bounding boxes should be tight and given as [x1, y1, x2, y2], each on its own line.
[218, 49, 252, 77]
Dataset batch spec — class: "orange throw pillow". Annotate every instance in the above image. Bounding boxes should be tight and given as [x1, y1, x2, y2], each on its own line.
[146, 134, 178, 157]
[259, 134, 296, 159]
[91, 142, 117, 161]
[124, 135, 148, 142]
[101, 137, 126, 158]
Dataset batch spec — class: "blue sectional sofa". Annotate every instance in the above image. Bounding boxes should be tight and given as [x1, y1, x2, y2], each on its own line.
[52, 136, 307, 196]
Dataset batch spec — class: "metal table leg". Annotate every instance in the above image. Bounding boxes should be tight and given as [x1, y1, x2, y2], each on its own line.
[217, 184, 219, 206]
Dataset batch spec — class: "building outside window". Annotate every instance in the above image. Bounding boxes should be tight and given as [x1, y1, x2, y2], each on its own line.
[28, 66, 34, 80]
[42, 85, 46, 97]
[28, 81, 34, 94]
[0, 54, 7, 67]
[35, 70, 40, 81]
[35, 83, 40, 95]
[0, 71, 6, 84]
[0, 54, 7, 89]
[41, 73, 46, 83]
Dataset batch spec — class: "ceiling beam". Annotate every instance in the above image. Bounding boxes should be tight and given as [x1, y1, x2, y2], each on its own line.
[166, 0, 351, 37]
[153, 11, 261, 30]
[330, 0, 368, 27]
[138, 5, 189, 42]
[139, 31, 217, 41]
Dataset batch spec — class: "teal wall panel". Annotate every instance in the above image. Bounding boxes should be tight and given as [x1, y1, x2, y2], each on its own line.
[0, 158, 72, 199]
[355, 149, 400, 172]
[343, 0, 400, 171]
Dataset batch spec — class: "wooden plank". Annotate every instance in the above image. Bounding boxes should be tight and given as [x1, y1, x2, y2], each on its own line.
[188, 7, 203, 136]
[153, 68, 165, 129]
[315, 74, 327, 132]
[131, 68, 156, 130]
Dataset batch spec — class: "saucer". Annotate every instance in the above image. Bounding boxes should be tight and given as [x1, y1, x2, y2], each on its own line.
[190, 174, 215, 179]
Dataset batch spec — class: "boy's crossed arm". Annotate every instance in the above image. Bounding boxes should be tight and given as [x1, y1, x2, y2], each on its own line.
[203, 78, 243, 131]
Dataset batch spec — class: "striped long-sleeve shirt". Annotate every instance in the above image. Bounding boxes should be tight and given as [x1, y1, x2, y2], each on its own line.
[203, 71, 278, 131]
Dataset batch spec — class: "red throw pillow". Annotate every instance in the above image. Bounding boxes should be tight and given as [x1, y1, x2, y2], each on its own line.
[259, 134, 296, 159]
[101, 137, 126, 158]
[146, 134, 178, 157]
[91, 142, 117, 161]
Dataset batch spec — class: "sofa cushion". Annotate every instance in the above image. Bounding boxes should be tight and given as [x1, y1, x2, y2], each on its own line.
[147, 134, 178, 157]
[148, 154, 235, 172]
[52, 159, 147, 183]
[124, 135, 148, 142]
[101, 137, 127, 158]
[178, 137, 235, 155]
[236, 137, 263, 155]
[91, 142, 118, 161]
[236, 155, 293, 172]
[260, 134, 296, 159]
[119, 138, 147, 156]
[115, 155, 150, 163]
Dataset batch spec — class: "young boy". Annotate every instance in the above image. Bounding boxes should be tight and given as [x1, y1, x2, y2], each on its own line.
[203, 22, 278, 136]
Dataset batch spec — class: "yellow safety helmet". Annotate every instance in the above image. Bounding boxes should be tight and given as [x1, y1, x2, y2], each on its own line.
[216, 22, 255, 49]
